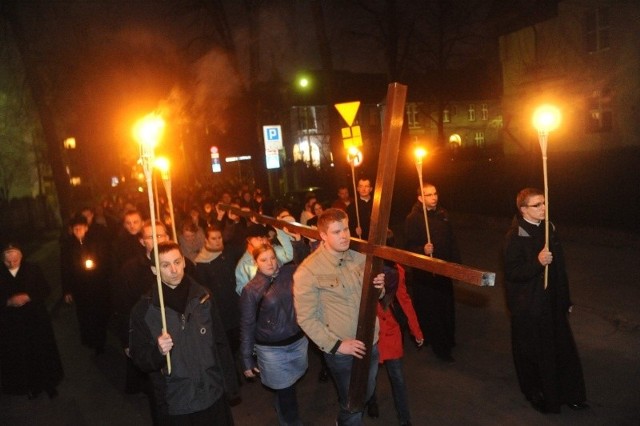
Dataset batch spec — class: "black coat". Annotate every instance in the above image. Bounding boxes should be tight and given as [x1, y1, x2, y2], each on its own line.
[404, 202, 460, 263]
[0, 261, 63, 394]
[346, 197, 373, 239]
[194, 249, 240, 333]
[503, 215, 571, 317]
[60, 234, 111, 300]
[129, 276, 239, 415]
[503, 215, 586, 409]
[404, 202, 460, 357]
[60, 233, 111, 348]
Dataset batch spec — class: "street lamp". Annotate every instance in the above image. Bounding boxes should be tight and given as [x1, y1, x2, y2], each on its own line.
[296, 75, 313, 166]
[414, 147, 432, 256]
[133, 112, 171, 374]
[532, 104, 561, 290]
[155, 156, 177, 242]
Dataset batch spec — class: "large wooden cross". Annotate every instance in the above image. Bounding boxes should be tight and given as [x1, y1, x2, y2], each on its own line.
[222, 82, 495, 411]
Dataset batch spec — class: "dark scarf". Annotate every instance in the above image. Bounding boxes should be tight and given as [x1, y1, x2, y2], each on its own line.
[161, 278, 191, 314]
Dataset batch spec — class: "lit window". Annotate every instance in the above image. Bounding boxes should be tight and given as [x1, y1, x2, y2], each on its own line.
[293, 140, 321, 168]
[406, 103, 420, 129]
[474, 132, 485, 147]
[586, 8, 610, 53]
[481, 104, 489, 120]
[468, 104, 476, 121]
[449, 134, 462, 147]
[64, 137, 76, 149]
[586, 89, 612, 133]
[443, 108, 450, 123]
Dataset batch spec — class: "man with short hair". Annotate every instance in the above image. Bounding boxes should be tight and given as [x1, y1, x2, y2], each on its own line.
[113, 210, 145, 268]
[129, 242, 238, 425]
[405, 183, 460, 363]
[503, 188, 588, 414]
[195, 225, 241, 356]
[332, 185, 353, 211]
[294, 208, 385, 425]
[61, 213, 111, 355]
[112, 221, 171, 396]
[178, 222, 206, 264]
[346, 178, 373, 239]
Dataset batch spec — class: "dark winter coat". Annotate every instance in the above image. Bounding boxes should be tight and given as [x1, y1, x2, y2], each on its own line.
[129, 275, 239, 416]
[239, 264, 302, 371]
[404, 202, 460, 263]
[503, 215, 571, 317]
[0, 261, 63, 394]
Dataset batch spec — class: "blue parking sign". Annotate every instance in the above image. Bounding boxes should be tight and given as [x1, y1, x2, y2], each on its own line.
[263, 125, 283, 150]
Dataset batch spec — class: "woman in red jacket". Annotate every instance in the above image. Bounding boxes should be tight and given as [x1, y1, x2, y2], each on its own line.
[368, 261, 424, 426]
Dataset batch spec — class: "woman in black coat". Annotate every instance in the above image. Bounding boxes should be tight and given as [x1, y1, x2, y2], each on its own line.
[0, 244, 63, 399]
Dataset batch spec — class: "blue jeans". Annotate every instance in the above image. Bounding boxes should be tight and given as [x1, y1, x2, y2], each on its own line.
[275, 385, 302, 426]
[369, 358, 411, 424]
[324, 345, 379, 426]
[384, 358, 411, 424]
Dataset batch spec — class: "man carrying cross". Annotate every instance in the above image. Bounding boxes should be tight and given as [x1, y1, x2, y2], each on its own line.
[293, 208, 386, 426]
[224, 82, 494, 414]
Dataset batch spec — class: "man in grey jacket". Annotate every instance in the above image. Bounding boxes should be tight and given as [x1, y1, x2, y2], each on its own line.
[294, 208, 385, 426]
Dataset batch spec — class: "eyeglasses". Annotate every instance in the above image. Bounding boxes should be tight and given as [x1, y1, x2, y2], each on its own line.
[525, 202, 545, 208]
[143, 234, 168, 240]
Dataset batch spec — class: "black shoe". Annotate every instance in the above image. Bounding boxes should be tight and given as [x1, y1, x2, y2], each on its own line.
[27, 391, 41, 400]
[46, 388, 58, 399]
[367, 401, 379, 418]
[528, 392, 547, 414]
[529, 397, 560, 414]
[530, 398, 547, 414]
[436, 353, 455, 363]
[566, 402, 590, 410]
[318, 368, 329, 383]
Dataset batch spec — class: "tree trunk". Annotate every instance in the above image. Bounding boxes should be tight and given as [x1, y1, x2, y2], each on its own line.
[3, 2, 72, 221]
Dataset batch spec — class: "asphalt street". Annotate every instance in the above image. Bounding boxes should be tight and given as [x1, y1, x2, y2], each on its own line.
[1, 214, 638, 425]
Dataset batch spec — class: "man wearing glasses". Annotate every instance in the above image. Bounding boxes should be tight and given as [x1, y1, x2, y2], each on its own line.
[112, 220, 170, 396]
[404, 183, 460, 363]
[503, 188, 588, 414]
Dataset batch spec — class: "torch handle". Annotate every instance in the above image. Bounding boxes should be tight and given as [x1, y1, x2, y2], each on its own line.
[350, 160, 361, 236]
[416, 163, 432, 257]
[542, 145, 549, 290]
[144, 160, 172, 375]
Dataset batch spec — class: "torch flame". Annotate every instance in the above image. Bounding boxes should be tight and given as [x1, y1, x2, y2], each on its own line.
[532, 105, 561, 133]
[414, 147, 427, 163]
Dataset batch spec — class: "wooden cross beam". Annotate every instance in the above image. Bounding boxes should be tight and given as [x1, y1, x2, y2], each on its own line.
[220, 207, 495, 287]
[220, 83, 494, 411]
[349, 82, 405, 411]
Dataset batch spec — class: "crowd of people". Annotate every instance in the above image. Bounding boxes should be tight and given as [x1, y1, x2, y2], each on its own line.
[0, 178, 589, 425]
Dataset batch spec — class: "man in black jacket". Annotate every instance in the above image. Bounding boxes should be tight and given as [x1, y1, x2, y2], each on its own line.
[194, 225, 241, 358]
[503, 188, 588, 414]
[129, 242, 238, 425]
[346, 177, 373, 239]
[404, 183, 460, 363]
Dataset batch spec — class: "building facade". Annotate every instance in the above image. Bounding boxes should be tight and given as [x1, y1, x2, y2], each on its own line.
[499, 0, 640, 154]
